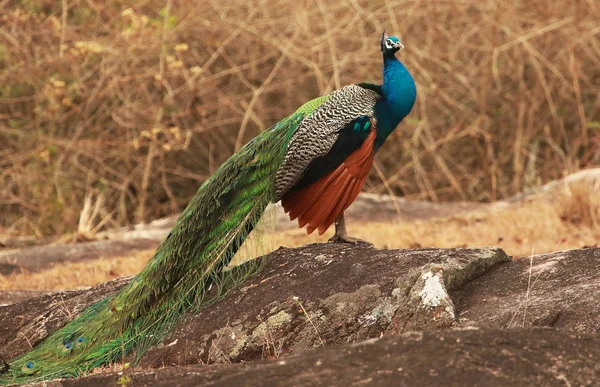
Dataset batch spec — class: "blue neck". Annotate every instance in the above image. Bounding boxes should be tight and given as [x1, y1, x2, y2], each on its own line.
[374, 54, 416, 149]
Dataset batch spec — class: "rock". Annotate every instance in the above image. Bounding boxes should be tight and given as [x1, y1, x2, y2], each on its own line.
[0, 278, 129, 360]
[139, 246, 509, 367]
[1, 244, 599, 386]
[1, 245, 509, 365]
[455, 248, 600, 333]
[28, 328, 600, 387]
[0, 291, 46, 306]
[0, 240, 157, 275]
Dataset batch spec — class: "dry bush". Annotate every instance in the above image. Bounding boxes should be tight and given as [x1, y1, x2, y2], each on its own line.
[555, 180, 600, 227]
[1, 0, 599, 237]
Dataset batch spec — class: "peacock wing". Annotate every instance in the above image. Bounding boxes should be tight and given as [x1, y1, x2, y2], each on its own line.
[274, 84, 381, 200]
[276, 84, 382, 234]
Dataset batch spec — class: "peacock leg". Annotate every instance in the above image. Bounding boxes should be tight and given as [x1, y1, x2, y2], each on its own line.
[328, 213, 373, 245]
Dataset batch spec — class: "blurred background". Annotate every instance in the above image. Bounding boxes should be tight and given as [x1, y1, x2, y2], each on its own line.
[0, 0, 599, 289]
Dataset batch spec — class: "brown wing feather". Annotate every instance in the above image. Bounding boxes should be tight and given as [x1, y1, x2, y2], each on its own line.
[281, 130, 376, 235]
[316, 179, 356, 234]
[289, 166, 349, 228]
[304, 172, 353, 234]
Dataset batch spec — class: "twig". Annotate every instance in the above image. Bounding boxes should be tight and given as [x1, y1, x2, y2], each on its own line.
[293, 296, 325, 346]
[59, 0, 68, 58]
[18, 332, 34, 349]
[522, 247, 535, 327]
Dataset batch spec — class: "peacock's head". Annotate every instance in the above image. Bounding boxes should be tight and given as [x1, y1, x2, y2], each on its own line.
[380, 31, 404, 56]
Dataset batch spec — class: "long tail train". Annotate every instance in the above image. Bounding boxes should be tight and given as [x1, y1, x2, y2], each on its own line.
[0, 114, 302, 384]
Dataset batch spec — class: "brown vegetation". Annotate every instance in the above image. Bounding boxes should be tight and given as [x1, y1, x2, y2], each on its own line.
[1, 0, 599, 238]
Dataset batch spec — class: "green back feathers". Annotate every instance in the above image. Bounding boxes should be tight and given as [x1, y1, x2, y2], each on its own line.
[1, 112, 306, 385]
[293, 95, 329, 115]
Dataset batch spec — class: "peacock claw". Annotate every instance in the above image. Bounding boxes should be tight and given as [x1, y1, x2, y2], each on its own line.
[328, 234, 373, 246]
[329, 213, 374, 246]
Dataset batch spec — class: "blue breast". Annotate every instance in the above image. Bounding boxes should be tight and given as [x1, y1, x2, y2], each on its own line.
[374, 55, 416, 150]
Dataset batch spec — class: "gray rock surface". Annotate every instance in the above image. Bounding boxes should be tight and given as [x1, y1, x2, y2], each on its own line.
[0, 278, 129, 360]
[455, 247, 600, 333]
[39, 328, 600, 387]
[0, 245, 509, 365]
[0, 240, 157, 275]
[1, 244, 599, 386]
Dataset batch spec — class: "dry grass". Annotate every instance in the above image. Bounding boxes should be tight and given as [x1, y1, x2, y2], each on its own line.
[1, 0, 599, 238]
[0, 250, 154, 291]
[2, 182, 598, 291]
[555, 180, 600, 228]
[268, 196, 599, 258]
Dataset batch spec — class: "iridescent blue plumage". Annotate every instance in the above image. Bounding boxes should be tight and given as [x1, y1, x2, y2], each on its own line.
[374, 33, 417, 150]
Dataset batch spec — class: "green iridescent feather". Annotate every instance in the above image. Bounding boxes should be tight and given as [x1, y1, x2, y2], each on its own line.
[0, 97, 329, 385]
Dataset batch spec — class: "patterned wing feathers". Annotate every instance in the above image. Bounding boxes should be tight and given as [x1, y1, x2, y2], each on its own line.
[274, 85, 381, 199]
[281, 130, 376, 235]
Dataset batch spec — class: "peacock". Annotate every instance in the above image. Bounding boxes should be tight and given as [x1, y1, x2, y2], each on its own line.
[0, 31, 415, 384]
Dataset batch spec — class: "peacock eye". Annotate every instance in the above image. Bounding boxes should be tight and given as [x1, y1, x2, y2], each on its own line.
[22, 361, 36, 373]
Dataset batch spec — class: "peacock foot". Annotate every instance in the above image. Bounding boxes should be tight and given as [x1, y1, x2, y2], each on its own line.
[328, 233, 374, 246]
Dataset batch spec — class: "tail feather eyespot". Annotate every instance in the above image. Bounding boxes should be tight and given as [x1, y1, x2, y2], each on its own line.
[21, 361, 35, 373]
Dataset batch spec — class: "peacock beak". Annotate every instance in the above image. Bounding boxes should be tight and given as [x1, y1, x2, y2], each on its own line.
[395, 42, 405, 50]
